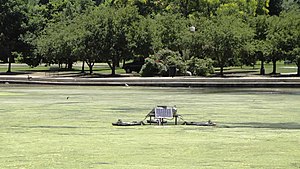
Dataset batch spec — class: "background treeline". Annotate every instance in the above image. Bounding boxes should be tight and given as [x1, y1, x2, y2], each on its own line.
[0, 0, 300, 76]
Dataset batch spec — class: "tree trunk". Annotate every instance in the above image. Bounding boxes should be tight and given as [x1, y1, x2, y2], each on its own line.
[111, 59, 116, 76]
[108, 57, 117, 76]
[272, 58, 277, 74]
[122, 59, 126, 67]
[89, 66, 93, 74]
[260, 60, 265, 75]
[220, 65, 224, 76]
[67, 60, 73, 70]
[297, 62, 300, 76]
[88, 64, 93, 74]
[7, 56, 12, 73]
[86, 61, 94, 75]
[81, 61, 85, 73]
[219, 55, 224, 76]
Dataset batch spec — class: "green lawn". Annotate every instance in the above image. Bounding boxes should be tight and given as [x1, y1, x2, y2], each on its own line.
[0, 85, 299, 169]
[0, 61, 298, 76]
[0, 63, 126, 75]
[215, 62, 298, 75]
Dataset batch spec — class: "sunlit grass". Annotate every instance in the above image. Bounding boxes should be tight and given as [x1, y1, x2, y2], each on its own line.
[0, 63, 126, 75]
[215, 62, 297, 75]
[0, 61, 298, 76]
[0, 86, 299, 168]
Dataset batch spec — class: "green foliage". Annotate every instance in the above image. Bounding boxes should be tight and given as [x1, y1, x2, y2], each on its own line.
[276, 9, 300, 75]
[35, 19, 80, 69]
[140, 58, 167, 77]
[203, 15, 254, 75]
[154, 13, 187, 51]
[128, 16, 158, 58]
[35, 5, 140, 74]
[154, 49, 186, 75]
[165, 55, 186, 75]
[0, 0, 28, 71]
[22, 0, 95, 69]
[3, 0, 300, 76]
[265, 10, 298, 74]
[256, 0, 270, 15]
[187, 57, 214, 76]
[153, 49, 179, 61]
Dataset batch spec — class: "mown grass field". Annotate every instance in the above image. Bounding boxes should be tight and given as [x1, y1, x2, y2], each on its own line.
[0, 61, 298, 76]
[0, 85, 300, 169]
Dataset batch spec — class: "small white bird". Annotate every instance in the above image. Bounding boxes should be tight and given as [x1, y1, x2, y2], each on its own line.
[125, 83, 129, 87]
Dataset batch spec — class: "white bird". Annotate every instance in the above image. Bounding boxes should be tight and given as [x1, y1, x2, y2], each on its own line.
[125, 83, 129, 87]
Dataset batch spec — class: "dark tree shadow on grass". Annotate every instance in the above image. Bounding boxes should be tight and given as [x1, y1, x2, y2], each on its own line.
[0, 72, 32, 75]
[270, 74, 300, 77]
[79, 73, 132, 78]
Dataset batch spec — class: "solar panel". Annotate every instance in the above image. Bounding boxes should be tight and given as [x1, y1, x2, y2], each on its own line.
[154, 107, 173, 118]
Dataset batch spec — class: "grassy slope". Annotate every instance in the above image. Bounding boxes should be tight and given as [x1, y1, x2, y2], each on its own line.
[0, 86, 300, 169]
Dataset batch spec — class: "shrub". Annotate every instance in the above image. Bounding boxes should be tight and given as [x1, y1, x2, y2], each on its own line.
[165, 55, 187, 75]
[187, 57, 214, 76]
[153, 49, 187, 75]
[154, 49, 181, 61]
[140, 58, 167, 77]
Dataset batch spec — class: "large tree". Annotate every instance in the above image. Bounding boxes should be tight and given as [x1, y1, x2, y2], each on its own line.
[266, 14, 288, 74]
[104, 6, 140, 75]
[204, 15, 254, 76]
[128, 16, 160, 58]
[72, 6, 140, 75]
[155, 13, 187, 53]
[29, 0, 95, 69]
[248, 15, 269, 75]
[279, 9, 300, 76]
[0, 0, 28, 72]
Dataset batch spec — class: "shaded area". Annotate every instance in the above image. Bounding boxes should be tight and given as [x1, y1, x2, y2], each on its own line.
[92, 162, 112, 165]
[81, 73, 132, 78]
[171, 88, 300, 95]
[211, 69, 258, 78]
[0, 72, 31, 75]
[15, 125, 80, 129]
[271, 74, 300, 77]
[222, 122, 300, 130]
[110, 107, 147, 113]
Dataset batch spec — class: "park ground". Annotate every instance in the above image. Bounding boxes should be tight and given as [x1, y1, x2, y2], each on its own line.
[0, 86, 300, 169]
[0, 61, 299, 78]
[0, 62, 300, 169]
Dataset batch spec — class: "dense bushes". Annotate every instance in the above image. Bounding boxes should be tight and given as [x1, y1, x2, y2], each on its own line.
[154, 49, 186, 75]
[187, 57, 214, 76]
[141, 49, 215, 77]
[140, 58, 167, 77]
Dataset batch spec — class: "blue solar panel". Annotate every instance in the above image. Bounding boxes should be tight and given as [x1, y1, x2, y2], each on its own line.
[154, 107, 173, 118]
